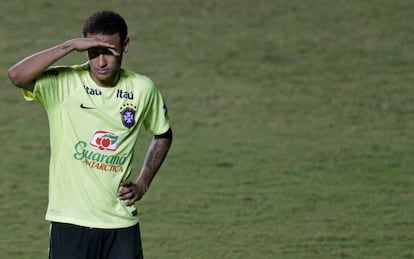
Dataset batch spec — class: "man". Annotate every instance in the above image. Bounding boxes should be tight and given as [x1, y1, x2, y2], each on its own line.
[8, 10, 172, 259]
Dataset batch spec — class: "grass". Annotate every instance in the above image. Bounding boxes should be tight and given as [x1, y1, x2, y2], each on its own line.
[1, 0, 414, 258]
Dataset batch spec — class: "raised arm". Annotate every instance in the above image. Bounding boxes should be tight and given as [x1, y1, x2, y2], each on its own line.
[8, 38, 119, 91]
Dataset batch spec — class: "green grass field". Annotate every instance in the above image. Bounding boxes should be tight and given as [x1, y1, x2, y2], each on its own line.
[1, 0, 414, 258]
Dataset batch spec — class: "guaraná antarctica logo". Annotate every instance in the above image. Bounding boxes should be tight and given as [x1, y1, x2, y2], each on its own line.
[73, 130, 127, 173]
[90, 130, 119, 151]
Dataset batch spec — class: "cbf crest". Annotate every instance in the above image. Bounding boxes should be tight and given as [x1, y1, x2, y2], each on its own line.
[120, 103, 137, 128]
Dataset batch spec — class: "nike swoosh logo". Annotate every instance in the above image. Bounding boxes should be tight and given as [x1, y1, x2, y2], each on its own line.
[80, 104, 96, 109]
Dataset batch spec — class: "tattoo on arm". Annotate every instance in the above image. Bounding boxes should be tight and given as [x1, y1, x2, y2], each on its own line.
[61, 44, 71, 50]
[139, 129, 172, 187]
[144, 138, 171, 175]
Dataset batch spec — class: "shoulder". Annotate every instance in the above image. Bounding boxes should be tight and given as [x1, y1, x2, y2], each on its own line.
[121, 69, 156, 91]
[42, 63, 89, 78]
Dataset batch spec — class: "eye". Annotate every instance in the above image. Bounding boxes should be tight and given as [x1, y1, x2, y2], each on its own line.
[87, 48, 114, 59]
[87, 48, 100, 59]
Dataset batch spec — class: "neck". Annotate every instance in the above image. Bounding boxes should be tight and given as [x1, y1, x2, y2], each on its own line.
[89, 70, 121, 88]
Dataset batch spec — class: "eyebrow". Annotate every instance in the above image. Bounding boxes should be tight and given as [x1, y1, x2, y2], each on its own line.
[88, 47, 114, 55]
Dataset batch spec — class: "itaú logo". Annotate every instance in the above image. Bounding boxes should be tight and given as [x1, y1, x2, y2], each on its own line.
[89, 130, 119, 151]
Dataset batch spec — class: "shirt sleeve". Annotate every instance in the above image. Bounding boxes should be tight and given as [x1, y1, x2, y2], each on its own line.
[22, 67, 71, 109]
[143, 84, 170, 135]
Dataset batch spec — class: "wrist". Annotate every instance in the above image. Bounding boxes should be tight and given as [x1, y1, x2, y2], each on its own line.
[136, 174, 151, 191]
[59, 40, 76, 53]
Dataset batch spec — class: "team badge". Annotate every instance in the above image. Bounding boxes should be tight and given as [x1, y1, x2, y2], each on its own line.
[120, 104, 137, 128]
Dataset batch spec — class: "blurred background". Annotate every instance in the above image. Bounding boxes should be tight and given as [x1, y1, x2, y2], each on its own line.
[0, 1, 413, 258]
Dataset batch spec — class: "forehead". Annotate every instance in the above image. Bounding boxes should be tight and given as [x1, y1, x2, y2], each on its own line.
[86, 33, 122, 46]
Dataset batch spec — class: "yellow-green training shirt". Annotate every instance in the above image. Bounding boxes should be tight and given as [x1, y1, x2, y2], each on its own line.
[23, 63, 170, 229]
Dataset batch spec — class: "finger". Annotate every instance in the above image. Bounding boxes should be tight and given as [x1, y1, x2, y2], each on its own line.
[117, 188, 130, 197]
[118, 191, 131, 199]
[125, 199, 135, 206]
[107, 48, 120, 56]
[85, 39, 118, 54]
[117, 183, 133, 195]
[126, 193, 142, 205]
[118, 190, 134, 200]
[117, 182, 131, 197]
[121, 193, 139, 206]
[119, 180, 132, 187]
[93, 40, 117, 51]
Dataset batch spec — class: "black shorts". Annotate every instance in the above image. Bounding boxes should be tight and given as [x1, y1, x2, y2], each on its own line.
[49, 222, 143, 259]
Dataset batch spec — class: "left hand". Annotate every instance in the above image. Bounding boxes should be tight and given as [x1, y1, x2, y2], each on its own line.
[117, 180, 148, 206]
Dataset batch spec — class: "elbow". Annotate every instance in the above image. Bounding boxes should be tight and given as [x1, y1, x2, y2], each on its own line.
[8, 66, 22, 87]
[7, 66, 32, 89]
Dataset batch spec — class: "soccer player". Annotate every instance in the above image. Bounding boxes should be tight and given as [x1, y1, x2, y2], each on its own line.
[8, 10, 172, 259]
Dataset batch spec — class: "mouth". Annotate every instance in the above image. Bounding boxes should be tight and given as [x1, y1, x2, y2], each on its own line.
[97, 69, 110, 75]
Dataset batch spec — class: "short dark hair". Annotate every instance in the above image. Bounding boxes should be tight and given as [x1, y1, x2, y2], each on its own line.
[83, 10, 128, 43]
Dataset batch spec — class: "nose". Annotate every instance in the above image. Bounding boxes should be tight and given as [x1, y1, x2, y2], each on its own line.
[98, 54, 107, 67]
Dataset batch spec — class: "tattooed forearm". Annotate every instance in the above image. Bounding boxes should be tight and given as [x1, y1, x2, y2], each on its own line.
[61, 44, 72, 50]
[146, 138, 171, 173]
[137, 129, 172, 187]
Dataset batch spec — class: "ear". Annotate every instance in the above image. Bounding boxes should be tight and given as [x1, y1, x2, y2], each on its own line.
[123, 37, 130, 53]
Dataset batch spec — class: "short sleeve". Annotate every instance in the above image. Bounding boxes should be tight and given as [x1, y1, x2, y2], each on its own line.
[22, 67, 73, 109]
[143, 86, 170, 135]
